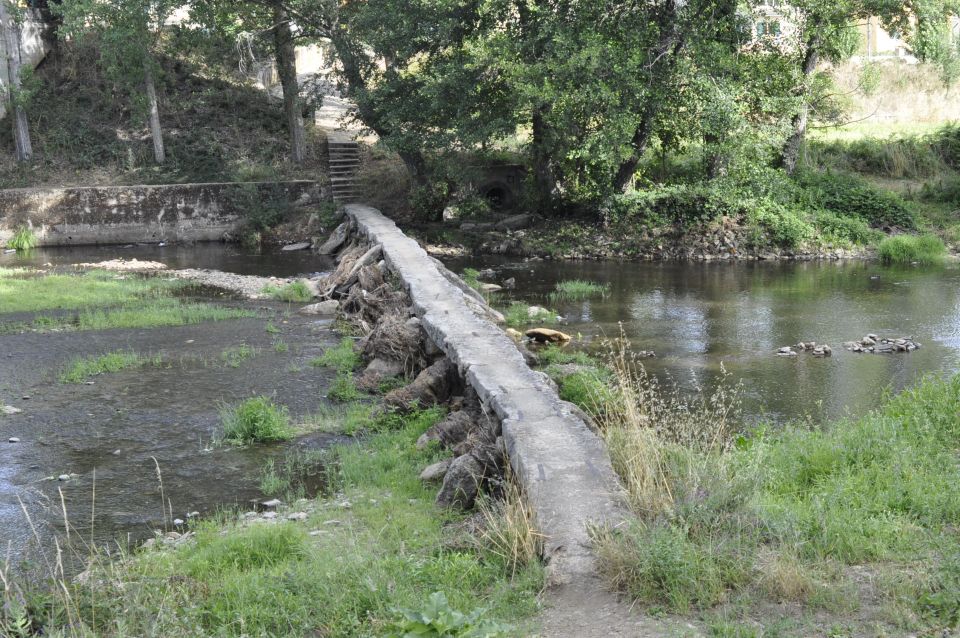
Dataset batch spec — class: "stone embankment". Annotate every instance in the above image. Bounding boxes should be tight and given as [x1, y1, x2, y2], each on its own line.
[0, 181, 320, 246]
[314, 204, 627, 587]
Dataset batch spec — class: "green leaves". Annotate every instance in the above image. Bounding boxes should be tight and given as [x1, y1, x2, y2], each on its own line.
[386, 592, 513, 638]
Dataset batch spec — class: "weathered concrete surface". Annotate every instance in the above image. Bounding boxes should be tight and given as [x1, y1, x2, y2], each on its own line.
[0, 181, 320, 246]
[344, 204, 627, 585]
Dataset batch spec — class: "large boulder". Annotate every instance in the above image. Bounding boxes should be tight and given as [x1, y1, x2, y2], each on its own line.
[316, 222, 350, 255]
[436, 454, 484, 509]
[416, 410, 479, 450]
[526, 328, 572, 343]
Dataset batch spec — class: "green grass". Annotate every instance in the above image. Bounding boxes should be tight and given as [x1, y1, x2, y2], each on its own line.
[327, 372, 364, 402]
[258, 449, 332, 499]
[304, 403, 377, 435]
[0, 270, 186, 314]
[310, 337, 361, 373]
[58, 350, 162, 383]
[537, 345, 595, 367]
[265, 321, 281, 334]
[220, 396, 294, 445]
[263, 281, 313, 302]
[273, 339, 289, 353]
[502, 302, 558, 328]
[220, 344, 256, 368]
[6, 226, 37, 251]
[877, 234, 947, 265]
[549, 280, 609, 302]
[23, 409, 543, 636]
[595, 373, 960, 632]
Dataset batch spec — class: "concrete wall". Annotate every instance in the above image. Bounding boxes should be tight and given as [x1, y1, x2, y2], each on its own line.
[0, 7, 49, 121]
[0, 180, 320, 246]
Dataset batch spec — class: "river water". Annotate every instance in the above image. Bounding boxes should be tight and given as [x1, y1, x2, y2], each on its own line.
[444, 256, 960, 426]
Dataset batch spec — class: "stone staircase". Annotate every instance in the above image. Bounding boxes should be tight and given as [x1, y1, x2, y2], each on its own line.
[326, 132, 362, 203]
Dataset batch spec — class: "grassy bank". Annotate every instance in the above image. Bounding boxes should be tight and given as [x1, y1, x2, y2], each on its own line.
[548, 347, 960, 635]
[0, 269, 253, 333]
[5, 408, 543, 637]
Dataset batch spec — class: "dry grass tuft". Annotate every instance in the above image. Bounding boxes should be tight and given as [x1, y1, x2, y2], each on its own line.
[473, 479, 544, 578]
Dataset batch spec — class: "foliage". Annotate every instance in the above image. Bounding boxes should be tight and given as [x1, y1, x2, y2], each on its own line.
[6, 226, 36, 252]
[550, 280, 609, 302]
[386, 592, 512, 638]
[263, 281, 313, 303]
[794, 170, 916, 229]
[220, 344, 256, 368]
[310, 338, 361, 374]
[220, 396, 293, 444]
[502, 303, 557, 328]
[327, 372, 363, 402]
[59, 350, 161, 383]
[877, 234, 947, 265]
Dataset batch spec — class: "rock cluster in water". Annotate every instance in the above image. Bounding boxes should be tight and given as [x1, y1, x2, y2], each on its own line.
[777, 342, 832, 357]
[844, 334, 921, 354]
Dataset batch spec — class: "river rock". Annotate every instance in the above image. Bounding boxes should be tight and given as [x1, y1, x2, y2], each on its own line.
[527, 305, 551, 319]
[526, 328, 572, 343]
[416, 410, 478, 450]
[8, 437, 20, 443]
[478, 268, 496, 279]
[58, 474, 71, 481]
[261, 498, 282, 508]
[1, 405, 22, 415]
[286, 512, 308, 521]
[777, 346, 797, 356]
[480, 283, 502, 293]
[282, 241, 311, 252]
[384, 358, 459, 412]
[419, 458, 452, 482]
[300, 300, 339, 315]
[436, 454, 484, 509]
[502, 277, 516, 289]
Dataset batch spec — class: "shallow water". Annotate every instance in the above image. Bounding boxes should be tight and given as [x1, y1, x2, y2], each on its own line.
[1, 242, 330, 277]
[0, 246, 341, 570]
[444, 256, 960, 425]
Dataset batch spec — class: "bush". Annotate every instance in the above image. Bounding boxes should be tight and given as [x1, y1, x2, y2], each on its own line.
[814, 210, 881, 246]
[601, 184, 745, 228]
[221, 396, 293, 444]
[748, 201, 814, 249]
[795, 170, 915, 229]
[877, 234, 947, 265]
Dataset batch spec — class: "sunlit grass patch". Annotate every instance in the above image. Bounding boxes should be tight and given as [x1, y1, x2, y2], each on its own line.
[220, 343, 257, 368]
[310, 337, 361, 373]
[0, 270, 186, 314]
[6, 226, 37, 252]
[502, 302, 558, 328]
[59, 350, 162, 383]
[220, 396, 294, 444]
[263, 280, 313, 302]
[549, 279, 609, 302]
[877, 233, 946, 265]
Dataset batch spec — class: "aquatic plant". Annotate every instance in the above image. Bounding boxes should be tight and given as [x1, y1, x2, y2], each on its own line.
[7, 226, 36, 252]
[549, 279, 609, 302]
[877, 233, 946, 265]
[502, 302, 558, 328]
[263, 281, 313, 302]
[326, 372, 362, 402]
[59, 350, 162, 383]
[220, 344, 256, 368]
[220, 396, 293, 444]
[310, 337, 360, 373]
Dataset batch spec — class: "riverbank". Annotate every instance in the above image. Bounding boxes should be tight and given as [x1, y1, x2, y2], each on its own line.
[536, 345, 960, 636]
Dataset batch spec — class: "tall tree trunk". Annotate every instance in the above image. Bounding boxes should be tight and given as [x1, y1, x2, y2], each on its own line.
[1, 2, 33, 162]
[612, 4, 686, 193]
[779, 27, 821, 174]
[531, 105, 554, 211]
[143, 61, 165, 164]
[273, 0, 306, 164]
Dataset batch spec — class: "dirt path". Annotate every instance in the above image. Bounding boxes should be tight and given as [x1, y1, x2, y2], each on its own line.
[537, 580, 703, 638]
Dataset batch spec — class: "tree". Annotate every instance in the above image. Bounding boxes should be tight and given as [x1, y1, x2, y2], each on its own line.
[57, 0, 177, 164]
[1, 0, 33, 162]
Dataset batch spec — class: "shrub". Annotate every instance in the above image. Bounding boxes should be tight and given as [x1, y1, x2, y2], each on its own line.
[327, 371, 363, 402]
[221, 396, 293, 444]
[7, 226, 36, 251]
[602, 185, 744, 228]
[877, 234, 947, 265]
[813, 210, 881, 246]
[748, 201, 814, 249]
[795, 170, 915, 229]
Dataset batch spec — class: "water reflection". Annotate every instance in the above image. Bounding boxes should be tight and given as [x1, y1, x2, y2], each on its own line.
[445, 257, 960, 426]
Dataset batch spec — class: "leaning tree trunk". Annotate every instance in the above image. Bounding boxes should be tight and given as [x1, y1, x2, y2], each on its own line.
[531, 105, 555, 212]
[143, 60, 165, 164]
[779, 28, 822, 174]
[1, 2, 33, 162]
[273, 0, 306, 164]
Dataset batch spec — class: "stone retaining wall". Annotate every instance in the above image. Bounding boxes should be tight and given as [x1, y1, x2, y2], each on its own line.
[344, 203, 627, 585]
[0, 181, 320, 246]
